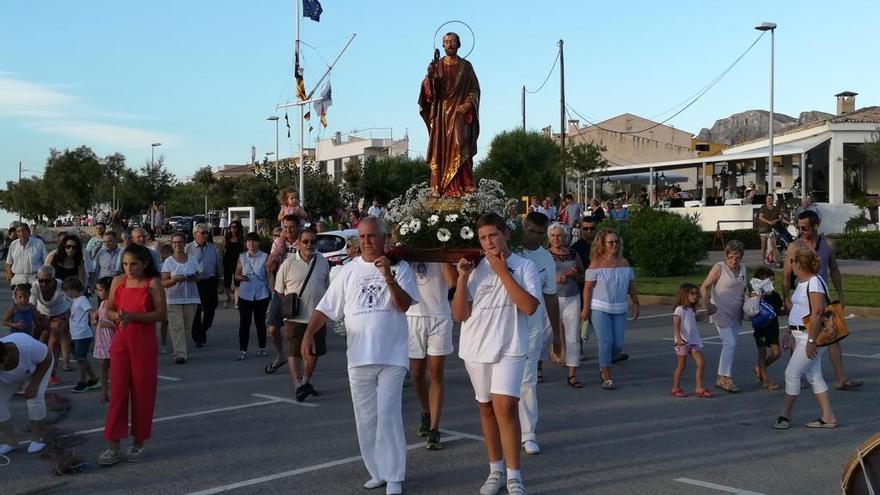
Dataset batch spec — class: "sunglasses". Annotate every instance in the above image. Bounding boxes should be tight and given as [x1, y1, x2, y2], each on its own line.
[64, 244, 77, 249]
[798, 225, 812, 231]
[299, 239, 316, 245]
[581, 226, 596, 232]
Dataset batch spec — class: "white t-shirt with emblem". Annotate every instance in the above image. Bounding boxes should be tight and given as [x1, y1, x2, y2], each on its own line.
[519, 247, 557, 332]
[315, 257, 418, 369]
[459, 254, 542, 363]
[406, 262, 451, 318]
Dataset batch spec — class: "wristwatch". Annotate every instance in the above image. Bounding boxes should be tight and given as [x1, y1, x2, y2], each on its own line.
[807, 338, 815, 343]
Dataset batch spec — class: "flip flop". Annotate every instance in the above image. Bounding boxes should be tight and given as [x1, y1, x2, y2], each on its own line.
[567, 376, 583, 389]
[835, 379, 863, 391]
[806, 418, 837, 429]
[264, 358, 286, 374]
[694, 389, 713, 398]
[671, 388, 688, 398]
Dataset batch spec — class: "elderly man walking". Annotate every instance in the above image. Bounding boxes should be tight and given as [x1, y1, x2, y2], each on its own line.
[276, 227, 330, 401]
[94, 231, 122, 280]
[301, 217, 418, 495]
[186, 224, 221, 347]
[5, 224, 47, 287]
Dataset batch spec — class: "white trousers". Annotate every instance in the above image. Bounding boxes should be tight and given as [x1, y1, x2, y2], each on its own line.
[0, 357, 52, 422]
[715, 325, 739, 377]
[784, 330, 829, 396]
[519, 323, 549, 443]
[558, 296, 581, 368]
[348, 364, 407, 483]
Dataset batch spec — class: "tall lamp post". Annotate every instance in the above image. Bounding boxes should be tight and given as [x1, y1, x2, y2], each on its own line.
[267, 116, 280, 184]
[17, 161, 43, 223]
[150, 142, 162, 227]
[755, 22, 776, 198]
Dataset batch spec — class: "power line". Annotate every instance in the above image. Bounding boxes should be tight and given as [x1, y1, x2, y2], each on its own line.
[525, 51, 560, 94]
[567, 31, 766, 135]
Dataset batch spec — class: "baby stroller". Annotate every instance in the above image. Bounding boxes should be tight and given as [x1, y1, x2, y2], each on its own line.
[769, 222, 794, 267]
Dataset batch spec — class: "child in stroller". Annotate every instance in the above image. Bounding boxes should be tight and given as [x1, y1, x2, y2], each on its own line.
[767, 221, 793, 267]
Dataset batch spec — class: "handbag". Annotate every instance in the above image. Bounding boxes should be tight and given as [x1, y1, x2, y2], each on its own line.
[742, 294, 761, 320]
[802, 276, 848, 347]
[281, 255, 317, 320]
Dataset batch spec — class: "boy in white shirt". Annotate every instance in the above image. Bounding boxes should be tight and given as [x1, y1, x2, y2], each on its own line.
[452, 213, 541, 495]
[60, 277, 99, 393]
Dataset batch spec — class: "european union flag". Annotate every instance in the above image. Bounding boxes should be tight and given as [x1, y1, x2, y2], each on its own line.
[303, 0, 322, 22]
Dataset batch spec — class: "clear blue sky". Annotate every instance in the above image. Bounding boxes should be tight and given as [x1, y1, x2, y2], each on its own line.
[1, 0, 877, 225]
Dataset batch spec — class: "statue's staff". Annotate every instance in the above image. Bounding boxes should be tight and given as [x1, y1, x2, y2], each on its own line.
[429, 47, 444, 191]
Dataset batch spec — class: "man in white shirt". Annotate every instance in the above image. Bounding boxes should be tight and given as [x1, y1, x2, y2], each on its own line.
[301, 217, 417, 495]
[185, 225, 222, 347]
[517, 212, 562, 456]
[94, 232, 122, 280]
[367, 200, 383, 219]
[452, 213, 541, 495]
[5, 224, 48, 287]
[406, 261, 456, 450]
[86, 222, 107, 260]
[276, 228, 330, 402]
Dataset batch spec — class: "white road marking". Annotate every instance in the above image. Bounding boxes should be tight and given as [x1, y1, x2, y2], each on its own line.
[675, 477, 767, 495]
[843, 353, 880, 359]
[72, 398, 282, 436]
[661, 338, 722, 345]
[184, 431, 482, 495]
[636, 312, 674, 320]
[158, 375, 181, 381]
[250, 392, 320, 408]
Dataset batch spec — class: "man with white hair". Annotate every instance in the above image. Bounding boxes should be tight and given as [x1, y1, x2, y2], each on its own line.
[5, 224, 47, 287]
[186, 224, 221, 347]
[301, 217, 418, 495]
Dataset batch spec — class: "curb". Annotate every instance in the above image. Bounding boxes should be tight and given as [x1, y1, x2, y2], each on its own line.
[639, 295, 880, 319]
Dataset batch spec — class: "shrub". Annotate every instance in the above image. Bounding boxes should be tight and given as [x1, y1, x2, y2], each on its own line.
[830, 231, 880, 260]
[627, 208, 707, 276]
[703, 229, 761, 251]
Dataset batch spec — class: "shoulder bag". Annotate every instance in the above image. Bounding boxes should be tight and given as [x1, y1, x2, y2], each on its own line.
[281, 256, 316, 320]
[803, 276, 848, 347]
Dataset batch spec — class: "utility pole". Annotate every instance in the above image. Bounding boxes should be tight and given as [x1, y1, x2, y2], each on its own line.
[521, 85, 526, 131]
[559, 39, 566, 196]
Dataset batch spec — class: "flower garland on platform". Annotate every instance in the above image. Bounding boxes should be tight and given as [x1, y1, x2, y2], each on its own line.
[385, 179, 522, 250]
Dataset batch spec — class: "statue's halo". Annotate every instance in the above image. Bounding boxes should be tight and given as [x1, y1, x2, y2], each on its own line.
[433, 20, 475, 59]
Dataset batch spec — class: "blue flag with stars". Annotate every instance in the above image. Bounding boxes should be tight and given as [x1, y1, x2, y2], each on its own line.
[303, 0, 322, 22]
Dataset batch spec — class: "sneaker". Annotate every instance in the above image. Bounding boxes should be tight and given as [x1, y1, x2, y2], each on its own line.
[174, 357, 187, 364]
[86, 379, 101, 391]
[72, 382, 87, 393]
[385, 481, 402, 495]
[126, 445, 146, 462]
[507, 477, 527, 495]
[523, 440, 541, 455]
[295, 382, 316, 402]
[0, 443, 16, 456]
[256, 348, 267, 357]
[27, 441, 45, 454]
[416, 412, 430, 438]
[363, 478, 386, 489]
[97, 449, 123, 466]
[426, 429, 442, 450]
[774, 416, 791, 430]
[236, 351, 246, 361]
[48, 376, 59, 386]
[479, 471, 506, 495]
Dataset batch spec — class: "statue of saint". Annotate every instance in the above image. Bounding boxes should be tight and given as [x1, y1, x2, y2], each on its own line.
[419, 32, 480, 197]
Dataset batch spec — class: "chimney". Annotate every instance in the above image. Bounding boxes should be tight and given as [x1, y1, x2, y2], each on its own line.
[835, 91, 857, 115]
[541, 125, 552, 138]
[568, 119, 580, 134]
[334, 131, 342, 144]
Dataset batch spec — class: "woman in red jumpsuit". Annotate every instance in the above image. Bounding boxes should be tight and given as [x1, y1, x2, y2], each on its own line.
[98, 244, 166, 466]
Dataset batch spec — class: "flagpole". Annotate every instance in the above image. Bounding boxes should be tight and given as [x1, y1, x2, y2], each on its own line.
[295, 0, 305, 206]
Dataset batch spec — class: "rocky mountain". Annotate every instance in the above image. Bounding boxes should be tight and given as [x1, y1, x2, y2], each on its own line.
[698, 109, 835, 145]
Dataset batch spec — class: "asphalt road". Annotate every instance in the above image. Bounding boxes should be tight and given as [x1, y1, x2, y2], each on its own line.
[2, 286, 878, 495]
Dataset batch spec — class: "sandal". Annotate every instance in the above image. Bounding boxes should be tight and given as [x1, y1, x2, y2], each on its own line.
[671, 388, 688, 398]
[835, 379, 863, 391]
[806, 418, 837, 429]
[264, 358, 286, 374]
[97, 449, 124, 466]
[762, 382, 779, 391]
[753, 366, 762, 383]
[694, 389, 713, 398]
[601, 379, 616, 390]
[567, 376, 583, 389]
[715, 377, 741, 393]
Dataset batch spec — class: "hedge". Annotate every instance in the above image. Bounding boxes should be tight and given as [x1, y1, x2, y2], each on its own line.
[703, 229, 761, 251]
[829, 231, 880, 260]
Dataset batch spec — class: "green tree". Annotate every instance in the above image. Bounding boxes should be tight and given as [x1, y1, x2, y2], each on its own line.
[474, 129, 560, 199]
[342, 157, 362, 191]
[139, 156, 176, 205]
[360, 156, 430, 205]
[42, 146, 105, 215]
[565, 141, 608, 177]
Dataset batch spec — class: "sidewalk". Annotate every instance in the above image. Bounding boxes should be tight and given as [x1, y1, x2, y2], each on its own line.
[700, 249, 880, 276]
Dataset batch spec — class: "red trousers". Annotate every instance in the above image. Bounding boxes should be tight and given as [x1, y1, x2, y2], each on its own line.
[103, 323, 158, 442]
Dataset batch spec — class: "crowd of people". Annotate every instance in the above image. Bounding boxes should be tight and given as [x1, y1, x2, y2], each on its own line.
[0, 186, 863, 494]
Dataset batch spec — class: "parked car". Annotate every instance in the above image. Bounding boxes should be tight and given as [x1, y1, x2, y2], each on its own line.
[317, 229, 358, 266]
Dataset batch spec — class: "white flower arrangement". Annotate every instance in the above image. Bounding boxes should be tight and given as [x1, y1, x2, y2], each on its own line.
[427, 214, 439, 226]
[460, 226, 474, 240]
[408, 218, 422, 233]
[444, 213, 459, 223]
[399, 222, 410, 236]
[437, 228, 452, 243]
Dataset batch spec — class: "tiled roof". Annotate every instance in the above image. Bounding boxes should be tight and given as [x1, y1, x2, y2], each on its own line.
[829, 106, 880, 123]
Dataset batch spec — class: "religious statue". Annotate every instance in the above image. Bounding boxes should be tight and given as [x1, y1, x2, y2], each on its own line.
[419, 32, 480, 197]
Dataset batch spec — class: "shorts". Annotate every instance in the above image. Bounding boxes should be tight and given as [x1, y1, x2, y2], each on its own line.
[674, 343, 703, 356]
[267, 294, 283, 328]
[72, 337, 93, 362]
[284, 322, 327, 358]
[463, 355, 527, 403]
[407, 315, 454, 359]
[753, 324, 780, 347]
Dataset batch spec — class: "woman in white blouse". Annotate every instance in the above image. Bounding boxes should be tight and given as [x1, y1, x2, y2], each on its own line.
[234, 232, 270, 360]
[774, 248, 837, 430]
[161, 232, 200, 364]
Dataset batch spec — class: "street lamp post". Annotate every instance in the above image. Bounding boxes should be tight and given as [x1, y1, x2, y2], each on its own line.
[267, 116, 280, 184]
[755, 22, 777, 198]
[150, 142, 162, 227]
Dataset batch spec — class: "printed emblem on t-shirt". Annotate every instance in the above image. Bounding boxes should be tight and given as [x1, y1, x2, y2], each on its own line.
[357, 276, 385, 310]
[416, 262, 429, 285]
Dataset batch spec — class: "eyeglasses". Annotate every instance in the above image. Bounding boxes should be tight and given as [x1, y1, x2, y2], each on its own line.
[299, 239, 316, 245]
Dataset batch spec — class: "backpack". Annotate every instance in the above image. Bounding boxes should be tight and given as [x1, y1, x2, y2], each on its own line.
[751, 299, 777, 330]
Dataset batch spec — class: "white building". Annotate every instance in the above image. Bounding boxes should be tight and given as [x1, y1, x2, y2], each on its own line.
[316, 129, 409, 182]
[594, 93, 880, 233]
